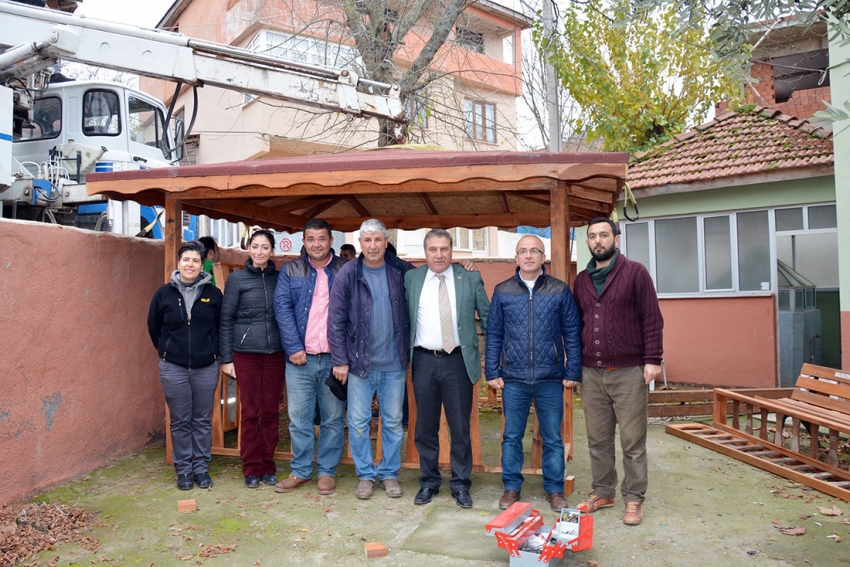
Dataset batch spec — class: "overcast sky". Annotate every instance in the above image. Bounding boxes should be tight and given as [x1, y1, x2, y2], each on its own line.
[76, 0, 174, 28]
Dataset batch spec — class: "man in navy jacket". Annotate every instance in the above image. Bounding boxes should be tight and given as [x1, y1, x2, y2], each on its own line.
[485, 235, 581, 512]
[328, 219, 413, 501]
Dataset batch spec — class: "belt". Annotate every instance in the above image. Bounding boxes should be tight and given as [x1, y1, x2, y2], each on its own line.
[415, 346, 459, 357]
[602, 367, 618, 371]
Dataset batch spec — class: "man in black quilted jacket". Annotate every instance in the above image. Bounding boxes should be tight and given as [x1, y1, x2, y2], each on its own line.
[485, 235, 581, 512]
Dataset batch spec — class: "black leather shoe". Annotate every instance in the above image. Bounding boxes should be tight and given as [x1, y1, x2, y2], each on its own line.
[177, 474, 194, 491]
[261, 474, 278, 486]
[245, 475, 260, 489]
[413, 487, 439, 505]
[452, 490, 473, 509]
[194, 472, 213, 489]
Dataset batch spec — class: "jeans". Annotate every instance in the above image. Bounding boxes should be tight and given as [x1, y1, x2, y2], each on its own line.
[233, 351, 286, 478]
[581, 366, 648, 503]
[347, 369, 406, 481]
[285, 354, 345, 479]
[501, 380, 565, 495]
[159, 360, 220, 476]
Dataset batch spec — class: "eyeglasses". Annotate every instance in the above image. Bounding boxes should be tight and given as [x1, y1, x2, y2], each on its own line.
[516, 248, 544, 256]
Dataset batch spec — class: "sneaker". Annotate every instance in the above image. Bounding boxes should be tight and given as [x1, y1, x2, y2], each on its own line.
[177, 474, 194, 491]
[579, 491, 615, 513]
[261, 474, 278, 486]
[498, 490, 520, 510]
[194, 472, 213, 489]
[623, 501, 643, 525]
[355, 479, 375, 500]
[547, 493, 568, 511]
[274, 475, 311, 493]
[381, 478, 402, 498]
[317, 476, 336, 495]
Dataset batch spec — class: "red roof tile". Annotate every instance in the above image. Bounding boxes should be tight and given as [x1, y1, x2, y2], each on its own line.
[630, 108, 833, 189]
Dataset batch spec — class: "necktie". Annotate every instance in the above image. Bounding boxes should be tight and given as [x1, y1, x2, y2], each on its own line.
[438, 275, 457, 352]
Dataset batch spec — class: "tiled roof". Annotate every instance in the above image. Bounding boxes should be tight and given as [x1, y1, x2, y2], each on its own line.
[628, 107, 833, 189]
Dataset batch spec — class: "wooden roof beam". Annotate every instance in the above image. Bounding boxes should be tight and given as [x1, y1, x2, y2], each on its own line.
[322, 212, 550, 232]
[304, 197, 343, 218]
[419, 193, 438, 215]
[345, 196, 371, 217]
[187, 198, 308, 230]
[499, 193, 511, 213]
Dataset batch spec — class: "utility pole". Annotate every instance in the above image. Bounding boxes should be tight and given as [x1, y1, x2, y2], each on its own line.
[541, 0, 560, 152]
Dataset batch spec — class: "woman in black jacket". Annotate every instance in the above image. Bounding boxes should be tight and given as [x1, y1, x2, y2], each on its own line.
[219, 230, 285, 488]
[147, 240, 222, 491]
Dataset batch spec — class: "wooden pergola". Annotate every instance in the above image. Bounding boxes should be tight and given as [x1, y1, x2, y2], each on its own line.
[88, 148, 627, 480]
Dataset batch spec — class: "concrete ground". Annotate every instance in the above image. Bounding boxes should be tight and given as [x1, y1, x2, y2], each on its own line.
[29, 408, 850, 567]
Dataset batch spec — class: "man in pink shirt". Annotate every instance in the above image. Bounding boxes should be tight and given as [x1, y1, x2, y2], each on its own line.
[273, 219, 348, 495]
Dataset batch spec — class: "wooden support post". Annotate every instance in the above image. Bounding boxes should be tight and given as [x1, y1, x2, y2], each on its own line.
[549, 181, 574, 463]
[163, 196, 182, 282]
[163, 196, 182, 465]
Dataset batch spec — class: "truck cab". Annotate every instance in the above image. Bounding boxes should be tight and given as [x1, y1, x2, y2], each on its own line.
[8, 79, 178, 231]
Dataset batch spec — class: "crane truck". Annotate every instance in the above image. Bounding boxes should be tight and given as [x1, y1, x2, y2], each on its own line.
[0, 0, 405, 234]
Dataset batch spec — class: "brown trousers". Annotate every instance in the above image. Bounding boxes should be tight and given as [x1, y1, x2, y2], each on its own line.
[581, 366, 648, 503]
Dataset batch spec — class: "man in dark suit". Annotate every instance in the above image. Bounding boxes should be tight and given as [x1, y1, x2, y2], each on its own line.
[405, 229, 490, 508]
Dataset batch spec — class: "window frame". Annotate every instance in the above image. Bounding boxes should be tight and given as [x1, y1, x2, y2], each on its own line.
[15, 96, 62, 142]
[451, 227, 487, 253]
[82, 88, 122, 137]
[620, 209, 778, 298]
[464, 98, 496, 144]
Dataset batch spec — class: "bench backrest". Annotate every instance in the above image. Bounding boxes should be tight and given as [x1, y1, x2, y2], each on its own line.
[791, 363, 850, 415]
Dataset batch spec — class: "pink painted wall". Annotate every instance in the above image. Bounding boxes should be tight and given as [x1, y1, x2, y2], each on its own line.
[0, 220, 165, 504]
[659, 296, 778, 388]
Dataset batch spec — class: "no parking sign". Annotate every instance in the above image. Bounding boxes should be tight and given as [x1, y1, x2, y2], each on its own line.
[280, 238, 292, 253]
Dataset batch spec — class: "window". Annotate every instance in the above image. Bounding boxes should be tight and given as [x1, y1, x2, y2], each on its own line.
[406, 92, 428, 129]
[128, 96, 168, 158]
[772, 49, 829, 103]
[451, 227, 486, 252]
[456, 27, 484, 54]
[775, 204, 836, 231]
[16, 96, 61, 141]
[83, 89, 121, 136]
[464, 99, 496, 143]
[620, 210, 774, 295]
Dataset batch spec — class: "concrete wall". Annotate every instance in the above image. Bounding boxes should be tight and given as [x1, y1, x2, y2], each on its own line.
[0, 220, 165, 504]
[830, 35, 850, 369]
[658, 296, 777, 388]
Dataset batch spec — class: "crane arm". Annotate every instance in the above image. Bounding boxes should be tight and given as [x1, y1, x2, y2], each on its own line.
[0, 0, 405, 122]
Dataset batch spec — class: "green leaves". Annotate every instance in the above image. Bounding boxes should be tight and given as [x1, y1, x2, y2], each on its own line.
[539, 0, 742, 153]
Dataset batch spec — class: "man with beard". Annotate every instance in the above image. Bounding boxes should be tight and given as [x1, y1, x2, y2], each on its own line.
[573, 217, 663, 526]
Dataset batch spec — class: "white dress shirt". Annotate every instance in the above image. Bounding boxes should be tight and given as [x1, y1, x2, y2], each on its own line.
[415, 267, 460, 350]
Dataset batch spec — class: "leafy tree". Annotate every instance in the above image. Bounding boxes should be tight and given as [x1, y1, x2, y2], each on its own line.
[537, 0, 743, 152]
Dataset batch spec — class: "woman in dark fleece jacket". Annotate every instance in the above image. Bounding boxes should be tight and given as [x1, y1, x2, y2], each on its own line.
[219, 229, 285, 489]
[148, 240, 222, 491]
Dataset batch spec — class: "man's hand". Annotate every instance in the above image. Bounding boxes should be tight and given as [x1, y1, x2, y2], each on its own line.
[221, 362, 236, 379]
[563, 380, 580, 389]
[458, 259, 478, 272]
[488, 377, 504, 390]
[289, 350, 307, 365]
[333, 365, 349, 385]
[644, 364, 662, 385]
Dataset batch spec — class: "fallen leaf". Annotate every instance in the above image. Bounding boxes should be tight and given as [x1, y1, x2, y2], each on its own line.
[772, 520, 782, 525]
[777, 526, 806, 536]
[827, 533, 842, 543]
[817, 505, 843, 517]
[587, 561, 599, 567]
[800, 514, 812, 520]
